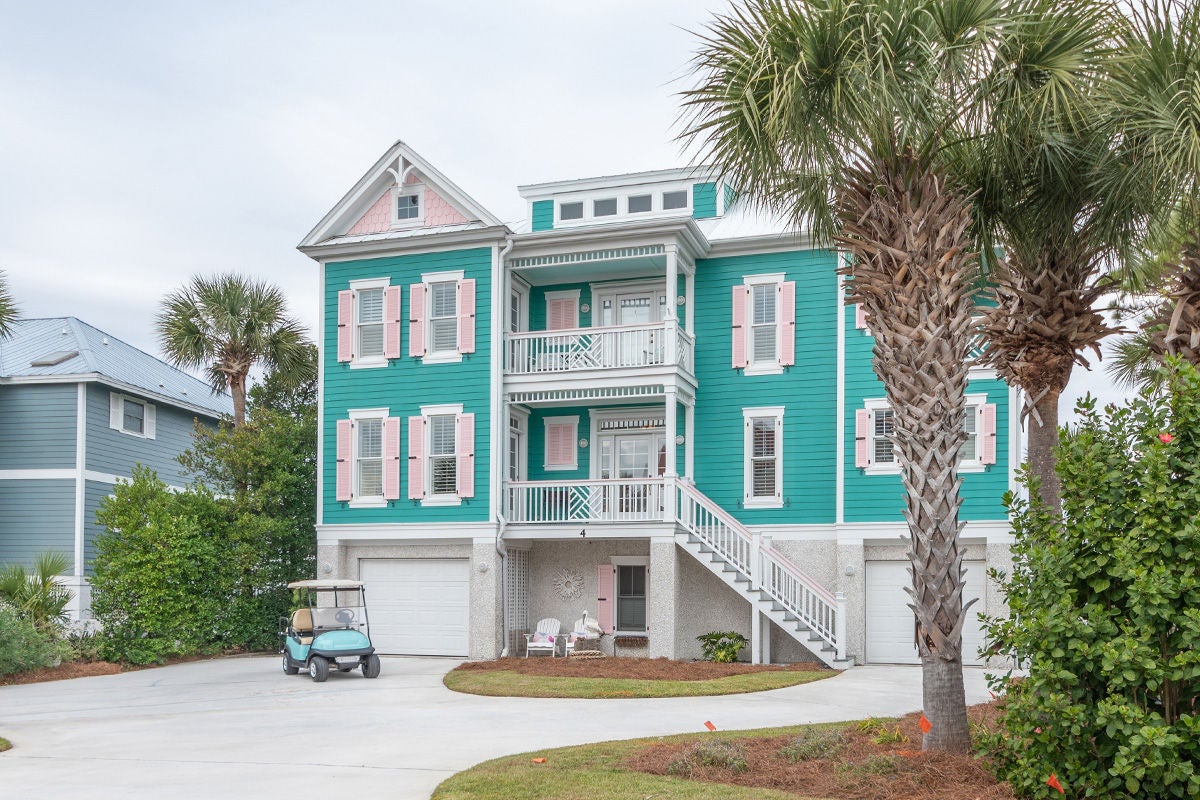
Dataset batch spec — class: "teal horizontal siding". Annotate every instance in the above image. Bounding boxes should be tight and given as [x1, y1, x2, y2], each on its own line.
[323, 247, 493, 525]
[85, 383, 213, 485]
[526, 407, 591, 481]
[531, 200, 554, 232]
[691, 249, 839, 525]
[528, 283, 592, 331]
[692, 182, 718, 219]
[842, 309, 1010, 522]
[0, 384, 77, 470]
[0, 479, 75, 572]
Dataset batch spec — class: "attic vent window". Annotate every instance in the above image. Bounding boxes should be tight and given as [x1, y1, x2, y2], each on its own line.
[396, 193, 419, 220]
[30, 350, 78, 367]
[391, 184, 425, 227]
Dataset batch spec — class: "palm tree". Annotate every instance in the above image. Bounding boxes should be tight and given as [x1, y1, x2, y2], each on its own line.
[684, 0, 1110, 751]
[0, 271, 17, 337]
[157, 274, 313, 426]
[1104, 0, 1200, 381]
[955, 5, 1123, 514]
[684, 0, 1003, 752]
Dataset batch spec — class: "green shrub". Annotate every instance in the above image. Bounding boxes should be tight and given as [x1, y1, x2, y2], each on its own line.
[0, 601, 60, 677]
[983, 362, 1200, 799]
[696, 631, 748, 663]
[870, 725, 907, 745]
[778, 727, 846, 762]
[667, 740, 748, 777]
[91, 467, 229, 664]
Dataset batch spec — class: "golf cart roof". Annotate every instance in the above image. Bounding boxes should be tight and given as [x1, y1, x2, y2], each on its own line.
[287, 579, 365, 590]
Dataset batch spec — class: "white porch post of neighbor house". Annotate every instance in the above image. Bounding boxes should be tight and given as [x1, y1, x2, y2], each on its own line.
[684, 267, 695, 337]
[665, 244, 678, 321]
[684, 398, 695, 478]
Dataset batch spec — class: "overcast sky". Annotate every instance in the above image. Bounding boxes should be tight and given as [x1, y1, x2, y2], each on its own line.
[1, 0, 1127, 415]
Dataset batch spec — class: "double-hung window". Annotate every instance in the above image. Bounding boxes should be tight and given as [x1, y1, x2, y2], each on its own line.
[743, 407, 784, 507]
[857, 394, 996, 472]
[356, 287, 385, 360]
[428, 414, 457, 497]
[337, 278, 398, 366]
[109, 393, 156, 439]
[336, 409, 400, 506]
[408, 403, 475, 505]
[732, 274, 795, 375]
[428, 281, 458, 355]
[616, 565, 647, 631]
[356, 418, 384, 498]
[409, 270, 474, 363]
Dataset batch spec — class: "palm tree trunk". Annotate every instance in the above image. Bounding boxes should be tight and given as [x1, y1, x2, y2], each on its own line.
[1025, 387, 1062, 513]
[1151, 243, 1200, 366]
[230, 373, 248, 427]
[838, 151, 978, 754]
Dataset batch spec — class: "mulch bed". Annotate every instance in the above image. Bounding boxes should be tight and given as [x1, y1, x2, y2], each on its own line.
[0, 661, 122, 686]
[452, 656, 826, 681]
[626, 702, 1013, 800]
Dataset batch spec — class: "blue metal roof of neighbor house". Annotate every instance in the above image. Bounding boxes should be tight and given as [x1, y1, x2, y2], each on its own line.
[0, 318, 233, 418]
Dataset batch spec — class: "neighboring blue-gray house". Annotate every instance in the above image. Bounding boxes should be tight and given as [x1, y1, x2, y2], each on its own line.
[0, 318, 233, 618]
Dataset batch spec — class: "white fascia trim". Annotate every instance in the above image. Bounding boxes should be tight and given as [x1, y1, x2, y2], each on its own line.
[835, 519, 1013, 544]
[74, 383, 86, 578]
[316, 521, 499, 542]
[317, 261, 326, 526]
[836, 253, 848, 525]
[707, 232, 816, 259]
[967, 366, 998, 381]
[743, 524, 837, 542]
[518, 166, 717, 198]
[0, 375, 229, 420]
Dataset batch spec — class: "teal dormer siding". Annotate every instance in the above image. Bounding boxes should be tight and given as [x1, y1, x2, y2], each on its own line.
[531, 200, 554, 232]
[692, 182, 718, 219]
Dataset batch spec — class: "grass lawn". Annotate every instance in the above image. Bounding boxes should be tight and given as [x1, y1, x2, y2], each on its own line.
[432, 725, 828, 800]
[0, 736, 11, 752]
[443, 668, 832, 699]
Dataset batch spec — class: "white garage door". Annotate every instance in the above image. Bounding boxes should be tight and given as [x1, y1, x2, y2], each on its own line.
[359, 558, 470, 656]
[865, 560, 987, 665]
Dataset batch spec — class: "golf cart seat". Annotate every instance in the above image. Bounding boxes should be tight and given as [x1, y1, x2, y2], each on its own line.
[290, 608, 314, 645]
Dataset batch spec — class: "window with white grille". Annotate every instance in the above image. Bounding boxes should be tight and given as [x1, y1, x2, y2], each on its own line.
[429, 281, 458, 355]
[751, 283, 777, 365]
[356, 417, 384, 498]
[357, 287, 385, 359]
[428, 414, 457, 496]
[743, 407, 784, 507]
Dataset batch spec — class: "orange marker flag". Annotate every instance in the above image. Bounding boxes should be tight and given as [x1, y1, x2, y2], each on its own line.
[531, 758, 547, 764]
[1047, 774, 1064, 794]
[704, 721, 717, 731]
[918, 714, 932, 734]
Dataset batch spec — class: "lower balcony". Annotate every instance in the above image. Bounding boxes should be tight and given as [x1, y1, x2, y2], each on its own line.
[505, 478, 669, 524]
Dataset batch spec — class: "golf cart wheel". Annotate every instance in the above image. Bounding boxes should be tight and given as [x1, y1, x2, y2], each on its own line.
[362, 654, 381, 679]
[282, 653, 299, 675]
[308, 655, 329, 683]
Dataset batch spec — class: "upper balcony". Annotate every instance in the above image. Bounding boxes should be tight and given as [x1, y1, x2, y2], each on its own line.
[505, 320, 693, 377]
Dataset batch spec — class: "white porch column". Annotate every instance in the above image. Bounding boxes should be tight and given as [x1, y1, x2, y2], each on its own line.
[648, 537, 679, 658]
[665, 245, 679, 321]
[751, 606, 762, 665]
[684, 399, 695, 478]
[684, 269, 695, 336]
[664, 386, 678, 477]
[762, 613, 772, 664]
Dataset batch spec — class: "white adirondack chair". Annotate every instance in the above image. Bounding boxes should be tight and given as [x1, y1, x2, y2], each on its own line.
[524, 618, 562, 657]
[563, 611, 600, 656]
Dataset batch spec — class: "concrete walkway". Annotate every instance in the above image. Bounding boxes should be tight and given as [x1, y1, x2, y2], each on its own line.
[0, 657, 992, 799]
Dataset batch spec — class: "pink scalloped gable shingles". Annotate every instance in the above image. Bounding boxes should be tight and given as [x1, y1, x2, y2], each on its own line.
[346, 175, 469, 236]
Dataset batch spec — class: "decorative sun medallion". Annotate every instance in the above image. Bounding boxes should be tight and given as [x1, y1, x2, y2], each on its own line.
[552, 568, 585, 601]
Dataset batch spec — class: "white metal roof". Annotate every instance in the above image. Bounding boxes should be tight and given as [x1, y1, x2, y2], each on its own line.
[0, 317, 233, 418]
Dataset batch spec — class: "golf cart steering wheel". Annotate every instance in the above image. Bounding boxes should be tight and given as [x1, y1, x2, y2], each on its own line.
[335, 608, 355, 624]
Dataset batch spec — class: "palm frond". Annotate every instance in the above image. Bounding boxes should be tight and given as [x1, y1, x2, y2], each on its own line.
[0, 271, 18, 338]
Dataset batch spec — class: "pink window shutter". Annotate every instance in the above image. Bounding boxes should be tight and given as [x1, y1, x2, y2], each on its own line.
[980, 403, 998, 465]
[731, 284, 748, 368]
[854, 409, 871, 468]
[407, 416, 425, 500]
[456, 412, 475, 498]
[854, 303, 868, 330]
[409, 283, 426, 358]
[548, 297, 576, 331]
[335, 419, 353, 501]
[546, 424, 574, 467]
[457, 278, 476, 354]
[778, 281, 796, 366]
[382, 417, 401, 500]
[336, 290, 354, 362]
[596, 565, 615, 633]
[384, 286, 402, 359]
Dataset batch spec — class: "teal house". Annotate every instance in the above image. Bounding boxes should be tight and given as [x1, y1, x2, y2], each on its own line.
[0, 318, 232, 619]
[299, 142, 1016, 665]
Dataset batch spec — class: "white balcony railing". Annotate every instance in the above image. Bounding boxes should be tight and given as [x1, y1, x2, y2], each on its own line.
[505, 321, 694, 376]
[505, 478, 667, 523]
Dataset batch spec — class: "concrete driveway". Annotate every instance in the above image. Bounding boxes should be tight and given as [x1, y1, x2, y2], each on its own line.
[1, 657, 992, 799]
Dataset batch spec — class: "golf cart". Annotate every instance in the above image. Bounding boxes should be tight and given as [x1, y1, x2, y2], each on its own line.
[280, 579, 380, 682]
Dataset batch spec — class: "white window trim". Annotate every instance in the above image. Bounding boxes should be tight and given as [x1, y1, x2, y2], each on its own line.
[587, 407, 666, 477]
[348, 407, 389, 508]
[391, 183, 426, 228]
[742, 406, 784, 508]
[421, 269, 465, 365]
[348, 277, 390, 369]
[420, 402, 464, 507]
[543, 415, 579, 471]
[742, 273, 786, 376]
[109, 392, 156, 439]
[609, 556, 650, 635]
[544, 289, 581, 331]
[508, 406, 530, 482]
[548, 182, 696, 228]
[862, 394, 989, 475]
[509, 277, 530, 333]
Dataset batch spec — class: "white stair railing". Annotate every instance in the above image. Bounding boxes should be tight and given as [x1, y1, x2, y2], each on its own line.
[675, 479, 843, 658]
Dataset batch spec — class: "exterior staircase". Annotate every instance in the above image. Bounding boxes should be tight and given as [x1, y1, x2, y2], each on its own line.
[672, 479, 852, 669]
